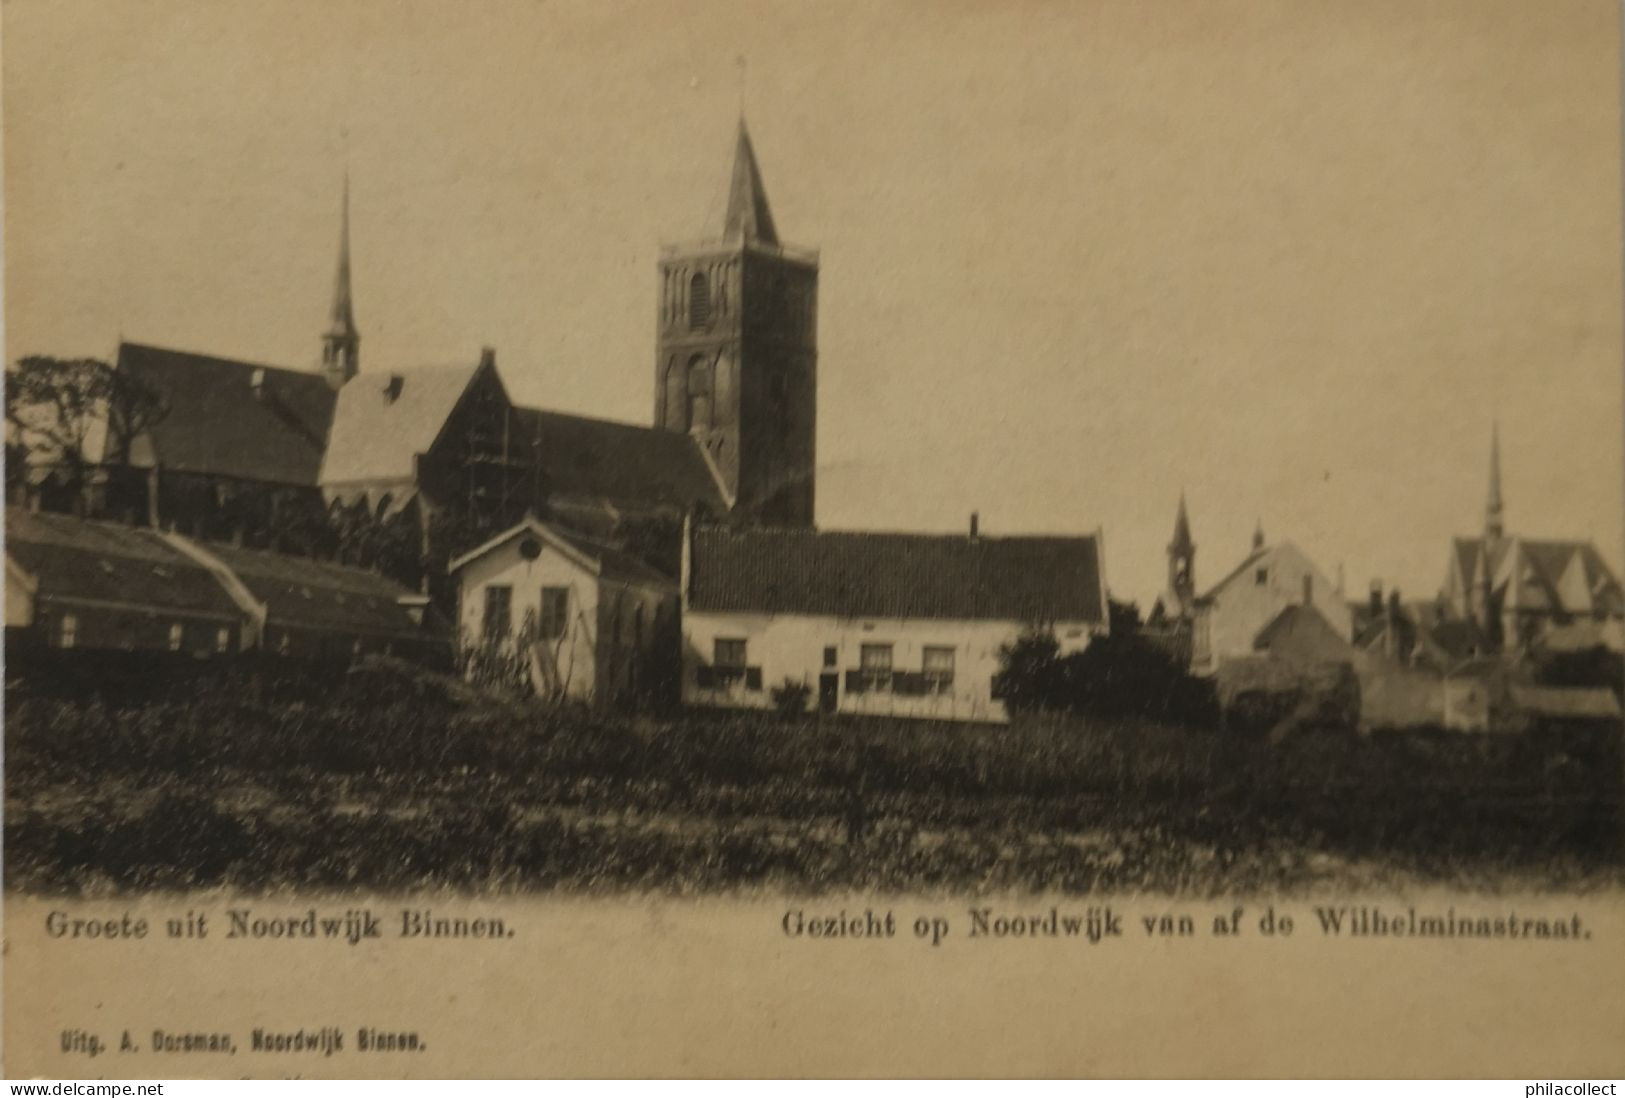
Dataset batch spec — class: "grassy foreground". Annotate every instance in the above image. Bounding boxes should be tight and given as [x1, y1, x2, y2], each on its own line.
[5, 653, 1622, 896]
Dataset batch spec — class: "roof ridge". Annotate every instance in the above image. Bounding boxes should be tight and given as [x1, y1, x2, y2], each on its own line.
[520, 405, 669, 431]
[695, 524, 1099, 543]
[120, 340, 307, 378]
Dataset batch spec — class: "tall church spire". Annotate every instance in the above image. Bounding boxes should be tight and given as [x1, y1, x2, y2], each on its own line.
[322, 173, 360, 389]
[722, 119, 779, 245]
[1170, 492, 1194, 555]
[1166, 491, 1196, 615]
[1485, 420, 1504, 540]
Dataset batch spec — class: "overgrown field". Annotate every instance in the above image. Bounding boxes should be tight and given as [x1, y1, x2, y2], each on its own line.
[5, 652, 1622, 896]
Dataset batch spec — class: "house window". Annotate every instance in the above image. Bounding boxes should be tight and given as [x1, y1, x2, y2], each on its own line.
[1255, 567, 1269, 586]
[168, 623, 184, 652]
[922, 646, 956, 692]
[539, 587, 569, 640]
[216, 627, 231, 654]
[860, 643, 893, 690]
[484, 585, 513, 640]
[823, 646, 837, 668]
[57, 613, 78, 649]
[714, 638, 747, 668]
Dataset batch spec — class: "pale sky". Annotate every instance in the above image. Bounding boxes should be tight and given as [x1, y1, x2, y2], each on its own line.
[5, 0, 1622, 607]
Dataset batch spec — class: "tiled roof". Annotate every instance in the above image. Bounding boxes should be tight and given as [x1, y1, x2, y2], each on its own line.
[118, 342, 336, 485]
[319, 363, 483, 486]
[519, 408, 728, 516]
[5, 508, 240, 620]
[687, 526, 1106, 623]
[199, 541, 433, 639]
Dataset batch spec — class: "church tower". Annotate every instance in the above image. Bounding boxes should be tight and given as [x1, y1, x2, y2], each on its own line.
[321, 175, 360, 389]
[1166, 492, 1196, 616]
[654, 120, 818, 526]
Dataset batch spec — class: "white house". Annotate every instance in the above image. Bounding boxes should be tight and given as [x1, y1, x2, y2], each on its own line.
[448, 517, 677, 707]
[1190, 531, 1352, 675]
[680, 519, 1110, 723]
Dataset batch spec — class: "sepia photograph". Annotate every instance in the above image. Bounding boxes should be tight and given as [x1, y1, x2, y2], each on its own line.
[3, 0, 1623, 1080]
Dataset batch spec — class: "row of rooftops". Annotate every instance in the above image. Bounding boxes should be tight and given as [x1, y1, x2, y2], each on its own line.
[5, 507, 440, 648]
[9, 502, 1114, 645]
[445, 513, 1111, 626]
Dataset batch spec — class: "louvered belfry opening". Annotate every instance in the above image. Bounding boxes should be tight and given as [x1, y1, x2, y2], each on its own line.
[688, 271, 710, 329]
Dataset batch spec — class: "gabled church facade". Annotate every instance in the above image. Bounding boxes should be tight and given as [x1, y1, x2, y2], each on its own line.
[1441, 426, 1624, 653]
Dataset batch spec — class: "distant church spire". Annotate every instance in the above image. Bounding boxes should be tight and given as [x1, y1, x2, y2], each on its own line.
[322, 173, 360, 389]
[1485, 420, 1505, 540]
[722, 119, 779, 245]
[1166, 491, 1196, 614]
[1170, 492, 1194, 555]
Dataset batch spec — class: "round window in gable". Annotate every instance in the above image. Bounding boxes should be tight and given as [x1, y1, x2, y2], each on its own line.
[519, 536, 542, 561]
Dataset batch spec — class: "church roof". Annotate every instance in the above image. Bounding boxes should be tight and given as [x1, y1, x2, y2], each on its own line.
[687, 526, 1107, 623]
[1452, 535, 1624, 618]
[116, 341, 336, 486]
[319, 361, 485, 487]
[723, 119, 778, 245]
[518, 407, 729, 517]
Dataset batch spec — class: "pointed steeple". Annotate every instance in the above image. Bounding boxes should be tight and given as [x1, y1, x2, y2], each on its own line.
[722, 119, 779, 245]
[1165, 491, 1197, 615]
[1169, 492, 1194, 554]
[322, 174, 360, 388]
[1485, 421, 1505, 540]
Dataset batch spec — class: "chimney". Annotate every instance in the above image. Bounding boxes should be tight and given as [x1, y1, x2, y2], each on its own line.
[383, 374, 404, 404]
[1369, 580, 1383, 618]
[969, 512, 980, 538]
[479, 346, 496, 371]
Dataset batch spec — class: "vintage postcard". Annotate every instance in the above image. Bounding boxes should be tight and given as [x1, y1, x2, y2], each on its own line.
[4, 0, 1623, 1080]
